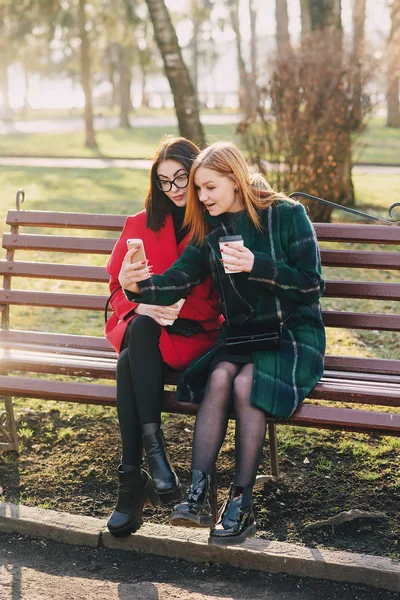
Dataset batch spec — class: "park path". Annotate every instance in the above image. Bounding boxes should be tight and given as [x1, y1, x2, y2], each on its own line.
[0, 113, 239, 135]
[1, 533, 397, 600]
[0, 155, 399, 174]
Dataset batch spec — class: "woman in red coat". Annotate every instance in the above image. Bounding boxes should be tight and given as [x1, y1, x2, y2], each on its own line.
[106, 136, 222, 538]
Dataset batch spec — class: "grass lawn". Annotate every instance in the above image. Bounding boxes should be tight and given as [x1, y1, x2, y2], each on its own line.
[0, 165, 399, 559]
[0, 123, 242, 160]
[0, 117, 399, 165]
[354, 117, 400, 165]
[2, 165, 399, 225]
[0, 165, 148, 224]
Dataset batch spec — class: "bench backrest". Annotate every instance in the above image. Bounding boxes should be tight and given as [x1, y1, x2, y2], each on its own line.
[1, 208, 400, 374]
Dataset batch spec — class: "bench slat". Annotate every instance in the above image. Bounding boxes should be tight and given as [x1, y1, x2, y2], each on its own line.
[1, 332, 398, 375]
[0, 375, 180, 407]
[6, 214, 400, 245]
[272, 404, 400, 435]
[324, 280, 400, 300]
[311, 379, 400, 405]
[0, 329, 112, 352]
[314, 223, 400, 244]
[320, 249, 400, 269]
[323, 369, 400, 384]
[0, 290, 107, 310]
[1, 348, 399, 406]
[3, 233, 115, 254]
[2, 290, 399, 330]
[1, 336, 399, 380]
[3, 260, 399, 301]
[322, 311, 400, 331]
[0, 375, 399, 435]
[6, 210, 126, 231]
[0, 260, 108, 282]
[324, 355, 400, 375]
[0, 349, 116, 378]
[3, 349, 399, 385]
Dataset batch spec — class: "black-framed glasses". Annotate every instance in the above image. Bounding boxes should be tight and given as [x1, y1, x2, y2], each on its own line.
[156, 173, 189, 192]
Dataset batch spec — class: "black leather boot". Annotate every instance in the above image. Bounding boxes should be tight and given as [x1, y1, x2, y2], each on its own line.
[143, 428, 181, 504]
[170, 469, 213, 528]
[107, 465, 159, 538]
[208, 485, 256, 545]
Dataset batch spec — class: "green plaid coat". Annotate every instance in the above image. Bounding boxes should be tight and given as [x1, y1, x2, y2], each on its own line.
[126, 200, 326, 419]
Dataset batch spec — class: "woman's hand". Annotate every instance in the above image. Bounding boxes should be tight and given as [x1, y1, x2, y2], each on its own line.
[118, 247, 152, 293]
[134, 302, 182, 326]
[220, 243, 255, 273]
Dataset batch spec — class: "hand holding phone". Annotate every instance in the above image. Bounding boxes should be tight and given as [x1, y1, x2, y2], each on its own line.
[127, 238, 146, 263]
[119, 239, 151, 292]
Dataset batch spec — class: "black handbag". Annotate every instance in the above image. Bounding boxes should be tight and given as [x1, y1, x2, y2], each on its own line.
[224, 323, 282, 354]
[166, 317, 204, 337]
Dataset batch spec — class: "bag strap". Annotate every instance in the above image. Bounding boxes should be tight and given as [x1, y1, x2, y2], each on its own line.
[212, 251, 296, 329]
[104, 286, 122, 324]
[213, 255, 231, 328]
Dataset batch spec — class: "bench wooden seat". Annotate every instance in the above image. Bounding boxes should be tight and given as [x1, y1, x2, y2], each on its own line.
[1, 201, 400, 480]
[0, 373, 398, 436]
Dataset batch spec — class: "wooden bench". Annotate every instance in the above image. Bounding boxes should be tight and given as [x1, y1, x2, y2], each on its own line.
[1, 193, 400, 483]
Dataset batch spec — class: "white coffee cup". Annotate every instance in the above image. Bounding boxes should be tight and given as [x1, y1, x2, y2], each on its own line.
[160, 298, 186, 326]
[218, 235, 244, 274]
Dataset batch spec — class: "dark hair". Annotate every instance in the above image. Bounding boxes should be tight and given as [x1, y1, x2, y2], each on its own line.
[145, 135, 201, 231]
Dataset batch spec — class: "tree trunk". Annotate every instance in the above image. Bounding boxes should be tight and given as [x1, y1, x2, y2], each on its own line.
[107, 45, 118, 108]
[275, 0, 290, 56]
[22, 67, 31, 116]
[145, 0, 205, 147]
[119, 45, 132, 128]
[307, 0, 352, 205]
[352, 0, 366, 125]
[387, 0, 400, 127]
[308, 0, 342, 31]
[190, 0, 200, 98]
[0, 61, 13, 120]
[78, 0, 97, 148]
[249, 0, 257, 87]
[300, 0, 311, 40]
[230, 0, 253, 119]
[139, 51, 150, 108]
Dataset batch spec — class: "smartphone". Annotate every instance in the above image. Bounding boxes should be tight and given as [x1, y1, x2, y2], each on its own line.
[127, 238, 147, 264]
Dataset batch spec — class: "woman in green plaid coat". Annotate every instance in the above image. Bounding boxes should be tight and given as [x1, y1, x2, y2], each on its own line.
[120, 142, 325, 546]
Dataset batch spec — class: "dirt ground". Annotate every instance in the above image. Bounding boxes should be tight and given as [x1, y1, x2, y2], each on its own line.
[1, 533, 399, 600]
[0, 406, 399, 560]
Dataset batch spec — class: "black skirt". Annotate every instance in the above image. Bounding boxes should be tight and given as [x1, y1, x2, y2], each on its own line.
[210, 349, 254, 371]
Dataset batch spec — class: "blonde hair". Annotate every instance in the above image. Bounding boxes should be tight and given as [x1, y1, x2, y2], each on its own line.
[183, 142, 288, 243]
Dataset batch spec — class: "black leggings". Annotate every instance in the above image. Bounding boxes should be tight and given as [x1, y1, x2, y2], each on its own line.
[116, 315, 165, 466]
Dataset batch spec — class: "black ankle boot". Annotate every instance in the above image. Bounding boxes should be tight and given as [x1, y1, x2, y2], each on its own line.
[208, 484, 256, 545]
[143, 428, 181, 504]
[107, 465, 158, 538]
[170, 469, 213, 528]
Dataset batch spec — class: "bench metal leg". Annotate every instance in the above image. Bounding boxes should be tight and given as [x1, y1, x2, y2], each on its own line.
[254, 424, 281, 487]
[210, 466, 218, 525]
[0, 395, 19, 453]
[268, 422, 279, 478]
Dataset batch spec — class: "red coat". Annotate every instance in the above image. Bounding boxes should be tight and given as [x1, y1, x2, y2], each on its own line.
[105, 210, 223, 370]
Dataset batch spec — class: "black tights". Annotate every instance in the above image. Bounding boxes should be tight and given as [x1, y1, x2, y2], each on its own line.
[116, 316, 165, 466]
[192, 361, 267, 505]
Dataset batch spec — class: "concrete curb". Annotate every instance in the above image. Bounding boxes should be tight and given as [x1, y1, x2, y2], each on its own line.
[0, 502, 102, 547]
[0, 502, 399, 592]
